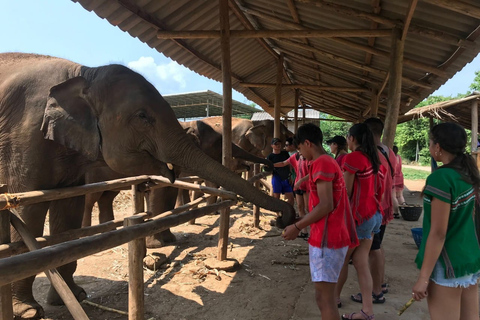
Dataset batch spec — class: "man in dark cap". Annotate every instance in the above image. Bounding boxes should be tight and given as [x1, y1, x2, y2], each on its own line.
[267, 138, 294, 205]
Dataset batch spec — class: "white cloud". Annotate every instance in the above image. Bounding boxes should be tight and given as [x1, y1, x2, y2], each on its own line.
[127, 56, 188, 93]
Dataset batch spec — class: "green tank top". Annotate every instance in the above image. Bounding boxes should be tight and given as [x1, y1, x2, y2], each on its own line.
[415, 168, 480, 278]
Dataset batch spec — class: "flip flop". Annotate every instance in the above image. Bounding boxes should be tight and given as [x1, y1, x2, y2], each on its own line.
[342, 309, 375, 320]
[351, 292, 385, 304]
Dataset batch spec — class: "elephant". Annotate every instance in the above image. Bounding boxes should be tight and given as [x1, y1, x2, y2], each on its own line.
[202, 116, 294, 158]
[0, 53, 295, 319]
[82, 121, 274, 247]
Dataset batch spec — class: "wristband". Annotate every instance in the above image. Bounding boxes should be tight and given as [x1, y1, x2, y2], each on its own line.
[294, 223, 301, 231]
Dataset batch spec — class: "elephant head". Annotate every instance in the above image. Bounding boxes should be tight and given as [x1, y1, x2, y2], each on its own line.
[246, 120, 294, 157]
[40, 64, 294, 227]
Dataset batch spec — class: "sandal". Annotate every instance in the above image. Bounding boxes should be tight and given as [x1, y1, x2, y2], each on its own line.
[350, 292, 385, 304]
[298, 232, 309, 239]
[393, 212, 400, 219]
[342, 309, 375, 320]
[336, 298, 342, 308]
[382, 283, 389, 294]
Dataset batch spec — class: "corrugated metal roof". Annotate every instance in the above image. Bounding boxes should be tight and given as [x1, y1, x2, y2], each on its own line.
[72, 0, 480, 122]
[164, 90, 259, 119]
[251, 109, 321, 120]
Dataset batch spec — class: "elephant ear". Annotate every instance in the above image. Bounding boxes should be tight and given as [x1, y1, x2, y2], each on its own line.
[40, 77, 100, 161]
[245, 124, 268, 151]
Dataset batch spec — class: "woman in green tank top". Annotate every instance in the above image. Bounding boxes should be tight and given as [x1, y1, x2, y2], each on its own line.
[412, 122, 480, 319]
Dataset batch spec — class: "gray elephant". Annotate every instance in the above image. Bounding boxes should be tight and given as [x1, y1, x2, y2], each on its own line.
[82, 121, 274, 247]
[202, 116, 294, 157]
[0, 53, 294, 319]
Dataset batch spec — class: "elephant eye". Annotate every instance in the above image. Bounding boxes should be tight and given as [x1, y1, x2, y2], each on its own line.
[133, 110, 155, 126]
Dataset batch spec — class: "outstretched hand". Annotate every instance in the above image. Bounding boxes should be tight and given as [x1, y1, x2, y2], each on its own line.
[281, 224, 299, 240]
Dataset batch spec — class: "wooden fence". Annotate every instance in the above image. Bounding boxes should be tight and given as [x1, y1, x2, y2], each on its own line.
[0, 175, 242, 320]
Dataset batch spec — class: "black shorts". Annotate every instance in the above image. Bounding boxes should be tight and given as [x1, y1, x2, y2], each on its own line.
[371, 224, 386, 251]
[294, 189, 306, 195]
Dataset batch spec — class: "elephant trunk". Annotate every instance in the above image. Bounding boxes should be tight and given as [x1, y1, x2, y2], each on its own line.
[167, 136, 295, 228]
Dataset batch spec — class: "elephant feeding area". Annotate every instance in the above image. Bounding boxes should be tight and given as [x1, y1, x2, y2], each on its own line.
[35, 179, 430, 320]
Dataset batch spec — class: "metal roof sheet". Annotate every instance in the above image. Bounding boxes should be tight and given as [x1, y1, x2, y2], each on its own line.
[163, 90, 259, 119]
[72, 0, 480, 122]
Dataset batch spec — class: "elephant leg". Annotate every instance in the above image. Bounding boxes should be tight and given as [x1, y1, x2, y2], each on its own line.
[81, 191, 103, 227]
[46, 196, 87, 306]
[11, 202, 50, 320]
[145, 187, 178, 248]
[97, 191, 119, 223]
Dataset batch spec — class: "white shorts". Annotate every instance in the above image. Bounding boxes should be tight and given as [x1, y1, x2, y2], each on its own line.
[309, 245, 348, 283]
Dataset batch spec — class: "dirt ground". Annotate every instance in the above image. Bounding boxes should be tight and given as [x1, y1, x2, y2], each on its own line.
[33, 178, 432, 320]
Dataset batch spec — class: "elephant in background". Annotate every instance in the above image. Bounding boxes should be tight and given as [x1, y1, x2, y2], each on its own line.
[0, 53, 294, 319]
[82, 121, 273, 247]
[202, 116, 294, 158]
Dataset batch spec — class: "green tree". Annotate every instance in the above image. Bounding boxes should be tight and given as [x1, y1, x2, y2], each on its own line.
[470, 70, 480, 92]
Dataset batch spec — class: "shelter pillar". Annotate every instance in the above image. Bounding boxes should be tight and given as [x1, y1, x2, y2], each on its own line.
[218, 0, 233, 261]
[294, 90, 299, 134]
[382, 27, 404, 147]
[471, 99, 479, 163]
[274, 54, 284, 139]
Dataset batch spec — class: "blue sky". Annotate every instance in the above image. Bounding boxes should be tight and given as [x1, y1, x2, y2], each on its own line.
[1, 1, 479, 107]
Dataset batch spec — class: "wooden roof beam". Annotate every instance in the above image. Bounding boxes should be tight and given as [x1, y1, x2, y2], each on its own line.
[278, 39, 433, 89]
[156, 29, 393, 39]
[422, 0, 480, 19]
[239, 6, 448, 77]
[239, 83, 370, 92]
[283, 50, 382, 86]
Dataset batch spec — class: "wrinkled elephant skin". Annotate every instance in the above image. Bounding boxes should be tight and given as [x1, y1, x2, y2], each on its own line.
[0, 53, 294, 319]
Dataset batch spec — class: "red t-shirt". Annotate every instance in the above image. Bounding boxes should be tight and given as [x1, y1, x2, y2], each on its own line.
[343, 151, 385, 225]
[336, 153, 347, 168]
[287, 153, 310, 191]
[377, 146, 396, 224]
[308, 155, 358, 249]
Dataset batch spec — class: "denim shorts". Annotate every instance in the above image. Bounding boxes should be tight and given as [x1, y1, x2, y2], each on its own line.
[272, 175, 293, 194]
[309, 245, 348, 283]
[430, 260, 480, 288]
[355, 211, 382, 240]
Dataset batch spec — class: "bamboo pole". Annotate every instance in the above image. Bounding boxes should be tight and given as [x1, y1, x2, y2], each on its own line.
[382, 27, 404, 147]
[294, 90, 299, 133]
[9, 212, 89, 320]
[0, 200, 235, 287]
[125, 216, 145, 320]
[239, 83, 369, 91]
[0, 185, 13, 320]
[156, 28, 393, 39]
[253, 164, 260, 228]
[218, 0, 232, 262]
[471, 99, 478, 158]
[274, 54, 284, 139]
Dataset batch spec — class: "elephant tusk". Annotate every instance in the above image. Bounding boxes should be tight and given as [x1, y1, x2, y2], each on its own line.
[167, 163, 174, 170]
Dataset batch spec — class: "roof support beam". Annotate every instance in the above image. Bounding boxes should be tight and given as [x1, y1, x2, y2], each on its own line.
[156, 29, 393, 39]
[278, 39, 432, 89]
[240, 83, 369, 92]
[422, 0, 480, 19]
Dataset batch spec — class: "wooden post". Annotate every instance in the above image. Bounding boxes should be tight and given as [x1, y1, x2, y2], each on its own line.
[303, 105, 307, 125]
[369, 89, 379, 117]
[253, 164, 260, 228]
[218, 0, 232, 261]
[294, 90, 299, 134]
[471, 99, 478, 158]
[382, 27, 404, 147]
[0, 185, 13, 320]
[9, 212, 89, 320]
[274, 53, 284, 139]
[124, 216, 145, 320]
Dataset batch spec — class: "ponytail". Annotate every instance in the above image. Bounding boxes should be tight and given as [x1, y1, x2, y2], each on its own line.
[348, 123, 381, 173]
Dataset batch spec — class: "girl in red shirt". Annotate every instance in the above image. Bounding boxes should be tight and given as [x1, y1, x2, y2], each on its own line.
[282, 123, 358, 320]
[335, 123, 385, 320]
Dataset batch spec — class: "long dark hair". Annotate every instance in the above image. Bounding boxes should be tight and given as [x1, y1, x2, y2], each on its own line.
[348, 123, 381, 173]
[431, 122, 480, 190]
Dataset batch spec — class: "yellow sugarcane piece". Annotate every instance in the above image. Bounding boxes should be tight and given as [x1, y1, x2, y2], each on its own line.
[398, 297, 415, 316]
